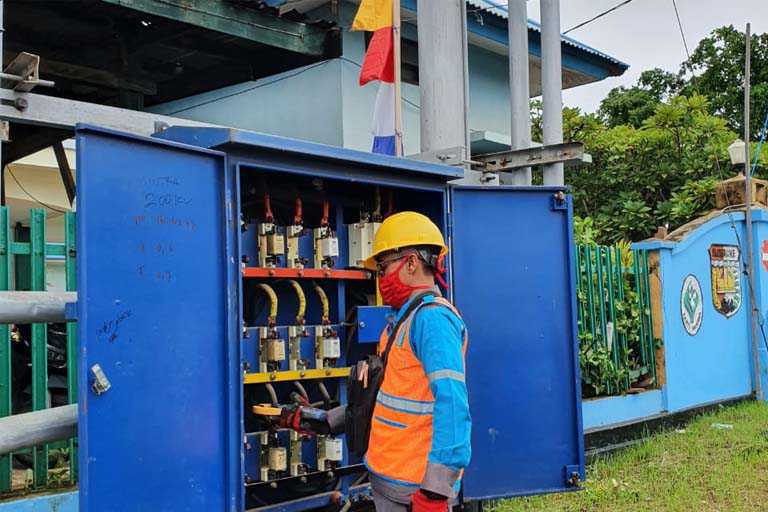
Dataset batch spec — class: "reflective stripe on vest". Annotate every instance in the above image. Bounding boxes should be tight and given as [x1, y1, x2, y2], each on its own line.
[365, 296, 467, 485]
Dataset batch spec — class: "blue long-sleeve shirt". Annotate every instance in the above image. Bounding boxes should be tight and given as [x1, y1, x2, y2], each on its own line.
[371, 291, 472, 500]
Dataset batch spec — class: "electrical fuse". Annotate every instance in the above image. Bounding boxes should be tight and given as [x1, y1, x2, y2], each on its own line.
[259, 327, 285, 372]
[320, 237, 339, 258]
[313, 227, 339, 269]
[348, 221, 381, 268]
[259, 432, 271, 481]
[315, 327, 341, 368]
[258, 223, 284, 267]
[320, 336, 341, 359]
[268, 447, 288, 472]
[286, 224, 305, 269]
[288, 325, 309, 371]
[266, 339, 286, 362]
[289, 431, 305, 476]
[318, 437, 343, 471]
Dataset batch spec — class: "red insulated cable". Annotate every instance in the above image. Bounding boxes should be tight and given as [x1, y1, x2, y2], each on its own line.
[264, 193, 274, 223]
[294, 197, 303, 225]
[321, 200, 330, 227]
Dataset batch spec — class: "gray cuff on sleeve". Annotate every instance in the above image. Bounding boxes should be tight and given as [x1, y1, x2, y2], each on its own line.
[326, 405, 347, 435]
[421, 462, 461, 498]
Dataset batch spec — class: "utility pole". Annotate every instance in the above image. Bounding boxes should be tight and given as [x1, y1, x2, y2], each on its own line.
[507, 0, 532, 186]
[0, 0, 4, 206]
[744, 23, 762, 400]
[417, 0, 475, 178]
[392, 0, 403, 156]
[540, 0, 564, 186]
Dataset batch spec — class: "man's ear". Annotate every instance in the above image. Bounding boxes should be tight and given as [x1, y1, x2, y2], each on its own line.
[406, 253, 418, 274]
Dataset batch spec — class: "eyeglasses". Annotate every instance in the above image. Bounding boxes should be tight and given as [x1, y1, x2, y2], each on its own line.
[375, 254, 409, 277]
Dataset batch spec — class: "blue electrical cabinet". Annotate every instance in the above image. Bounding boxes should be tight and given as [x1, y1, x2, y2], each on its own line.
[75, 125, 583, 512]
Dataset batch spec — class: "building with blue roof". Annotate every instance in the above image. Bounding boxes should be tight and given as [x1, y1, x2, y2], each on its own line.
[152, 0, 628, 156]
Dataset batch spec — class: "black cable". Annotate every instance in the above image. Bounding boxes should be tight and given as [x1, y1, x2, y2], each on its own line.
[168, 60, 334, 115]
[338, 57, 422, 111]
[712, 152, 768, 355]
[671, 0, 692, 62]
[563, 0, 635, 35]
[7, 168, 69, 215]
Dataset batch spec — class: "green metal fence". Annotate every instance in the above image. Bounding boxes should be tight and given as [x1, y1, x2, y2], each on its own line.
[575, 244, 658, 397]
[0, 206, 77, 493]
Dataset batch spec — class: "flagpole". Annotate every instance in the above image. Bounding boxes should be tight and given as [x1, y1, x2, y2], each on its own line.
[392, 0, 403, 156]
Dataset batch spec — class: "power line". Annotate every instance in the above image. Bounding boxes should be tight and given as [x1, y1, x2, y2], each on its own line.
[169, 60, 334, 115]
[338, 57, 422, 111]
[6, 168, 69, 215]
[671, 0, 692, 62]
[563, 0, 635, 35]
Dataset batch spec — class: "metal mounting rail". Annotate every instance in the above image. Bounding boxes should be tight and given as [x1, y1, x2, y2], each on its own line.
[0, 88, 219, 136]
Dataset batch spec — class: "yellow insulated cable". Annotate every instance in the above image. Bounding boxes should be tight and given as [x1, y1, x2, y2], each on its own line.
[312, 281, 330, 324]
[257, 283, 278, 324]
[287, 280, 306, 324]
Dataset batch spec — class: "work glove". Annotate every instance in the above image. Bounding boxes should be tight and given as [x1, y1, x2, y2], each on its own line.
[411, 490, 448, 512]
[278, 404, 331, 435]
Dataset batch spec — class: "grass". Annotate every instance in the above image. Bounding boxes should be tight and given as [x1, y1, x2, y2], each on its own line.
[495, 400, 768, 512]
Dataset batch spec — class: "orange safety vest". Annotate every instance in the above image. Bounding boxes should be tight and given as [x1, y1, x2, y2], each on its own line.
[366, 297, 467, 485]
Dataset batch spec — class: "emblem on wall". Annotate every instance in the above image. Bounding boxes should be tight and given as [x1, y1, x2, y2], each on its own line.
[762, 240, 768, 272]
[709, 244, 742, 318]
[681, 274, 703, 336]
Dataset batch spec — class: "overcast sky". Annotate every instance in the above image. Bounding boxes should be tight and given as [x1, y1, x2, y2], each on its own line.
[522, 0, 768, 113]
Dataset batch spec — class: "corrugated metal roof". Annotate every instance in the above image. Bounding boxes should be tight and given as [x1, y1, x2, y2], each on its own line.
[466, 0, 629, 69]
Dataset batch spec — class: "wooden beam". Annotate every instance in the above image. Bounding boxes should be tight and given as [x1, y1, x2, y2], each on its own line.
[100, 0, 333, 56]
[52, 142, 76, 206]
[2, 125, 72, 167]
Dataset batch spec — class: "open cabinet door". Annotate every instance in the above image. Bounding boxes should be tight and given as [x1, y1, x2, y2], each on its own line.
[76, 126, 239, 512]
[450, 186, 584, 500]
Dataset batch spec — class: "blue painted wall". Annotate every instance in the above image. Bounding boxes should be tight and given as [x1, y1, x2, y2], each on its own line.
[151, 0, 618, 155]
[0, 491, 77, 512]
[750, 210, 768, 398]
[149, 60, 345, 147]
[584, 211, 767, 431]
[656, 215, 753, 412]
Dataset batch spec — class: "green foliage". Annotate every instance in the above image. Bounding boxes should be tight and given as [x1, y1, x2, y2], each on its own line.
[577, 245, 654, 398]
[548, 26, 768, 243]
[599, 68, 684, 128]
[562, 94, 739, 243]
[573, 216, 599, 245]
[682, 25, 768, 139]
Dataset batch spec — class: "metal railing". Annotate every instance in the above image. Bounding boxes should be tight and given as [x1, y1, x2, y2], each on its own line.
[575, 244, 658, 398]
[0, 206, 77, 493]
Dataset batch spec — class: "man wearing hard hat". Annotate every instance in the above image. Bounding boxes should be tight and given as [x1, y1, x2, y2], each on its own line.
[360, 211, 471, 512]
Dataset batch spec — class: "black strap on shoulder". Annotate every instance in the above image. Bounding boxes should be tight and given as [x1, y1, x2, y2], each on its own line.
[381, 291, 435, 368]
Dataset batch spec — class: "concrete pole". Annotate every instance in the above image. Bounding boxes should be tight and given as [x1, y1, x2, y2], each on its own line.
[744, 23, 762, 400]
[0, 0, 5, 206]
[506, 0, 532, 186]
[540, 0, 564, 186]
[417, 0, 468, 157]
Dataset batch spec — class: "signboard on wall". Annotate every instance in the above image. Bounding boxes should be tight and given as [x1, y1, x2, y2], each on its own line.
[709, 244, 742, 318]
[681, 274, 703, 336]
[761, 240, 768, 272]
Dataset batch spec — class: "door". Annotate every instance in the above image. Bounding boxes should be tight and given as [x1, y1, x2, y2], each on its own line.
[76, 126, 239, 511]
[450, 186, 584, 500]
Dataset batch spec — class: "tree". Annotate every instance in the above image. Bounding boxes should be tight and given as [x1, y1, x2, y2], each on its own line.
[598, 69, 684, 128]
[682, 25, 768, 139]
[564, 94, 745, 243]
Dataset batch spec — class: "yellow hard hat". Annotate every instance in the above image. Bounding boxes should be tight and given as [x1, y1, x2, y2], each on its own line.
[364, 211, 448, 270]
